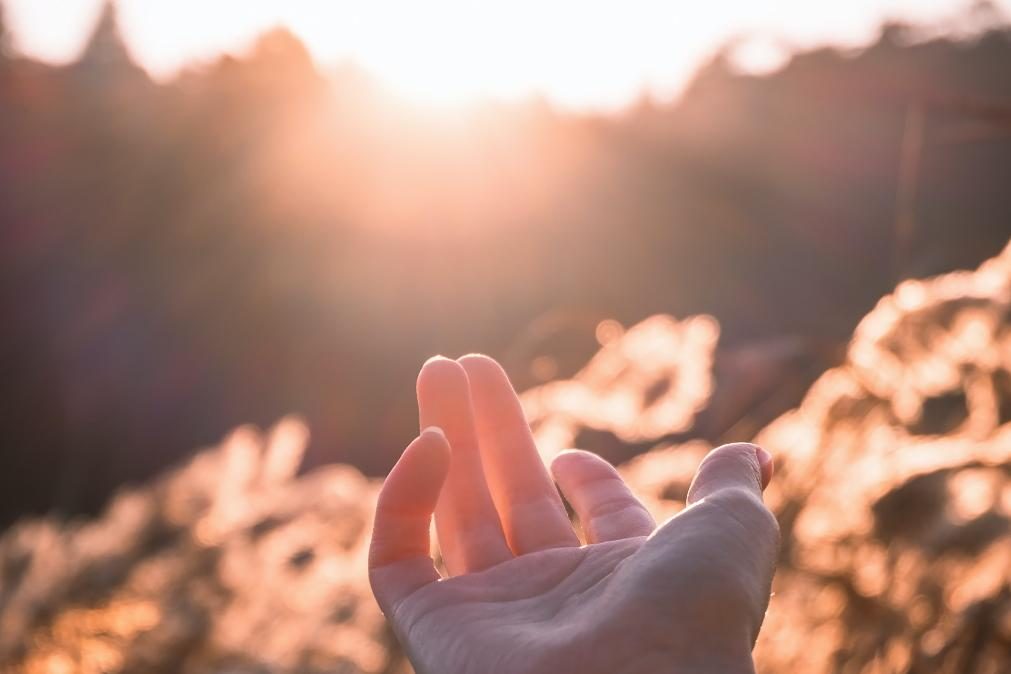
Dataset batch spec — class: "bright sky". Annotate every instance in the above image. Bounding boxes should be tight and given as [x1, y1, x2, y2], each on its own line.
[3, 0, 1008, 110]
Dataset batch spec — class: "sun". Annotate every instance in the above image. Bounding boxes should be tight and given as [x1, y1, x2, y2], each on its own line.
[5, 0, 1004, 111]
[278, 1, 563, 108]
[117, 0, 707, 110]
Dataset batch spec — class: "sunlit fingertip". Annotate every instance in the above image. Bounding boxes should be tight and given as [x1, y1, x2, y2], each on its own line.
[417, 355, 470, 397]
[456, 352, 491, 361]
[420, 425, 448, 441]
[457, 352, 502, 370]
[419, 355, 459, 376]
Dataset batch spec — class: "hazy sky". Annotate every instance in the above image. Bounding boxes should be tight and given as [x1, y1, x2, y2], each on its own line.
[3, 0, 1008, 109]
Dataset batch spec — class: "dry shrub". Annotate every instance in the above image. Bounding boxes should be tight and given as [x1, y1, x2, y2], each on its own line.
[0, 419, 400, 674]
[535, 242, 1011, 673]
[2, 243, 1010, 673]
[750, 244, 1011, 674]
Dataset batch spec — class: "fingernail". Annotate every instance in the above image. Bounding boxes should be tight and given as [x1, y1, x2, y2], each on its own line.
[754, 445, 772, 469]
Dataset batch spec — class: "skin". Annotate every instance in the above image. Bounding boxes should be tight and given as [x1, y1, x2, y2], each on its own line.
[369, 354, 780, 674]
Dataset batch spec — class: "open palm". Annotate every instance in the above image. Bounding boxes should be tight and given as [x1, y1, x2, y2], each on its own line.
[369, 355, 779, 674]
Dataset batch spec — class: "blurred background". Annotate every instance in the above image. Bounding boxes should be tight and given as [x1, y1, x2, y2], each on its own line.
[0, 1, 1010, 672]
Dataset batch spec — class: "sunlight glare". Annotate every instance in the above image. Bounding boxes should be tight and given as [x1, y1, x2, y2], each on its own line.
[4, 0, 1010, 109]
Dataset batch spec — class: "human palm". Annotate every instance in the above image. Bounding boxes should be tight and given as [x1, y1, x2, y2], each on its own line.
[369, 355, 779, 674]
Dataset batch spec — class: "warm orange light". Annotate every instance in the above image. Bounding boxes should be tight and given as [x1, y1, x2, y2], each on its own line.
[5, 0, 1002, 110]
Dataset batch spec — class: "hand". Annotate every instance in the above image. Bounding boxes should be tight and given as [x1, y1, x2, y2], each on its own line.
[369, 355, 780, 674]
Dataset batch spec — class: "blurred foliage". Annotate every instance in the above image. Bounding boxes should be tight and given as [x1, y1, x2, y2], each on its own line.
[0, 417, 392, 674]
[596, 243, 1011, 673]
[2, 4, 1011, 525]
[1, 236, 1009, 674]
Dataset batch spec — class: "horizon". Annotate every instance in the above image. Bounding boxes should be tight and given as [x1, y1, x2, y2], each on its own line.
[3, 0, 1009, 111]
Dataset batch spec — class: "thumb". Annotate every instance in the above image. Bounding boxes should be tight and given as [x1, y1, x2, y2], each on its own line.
[686, 442, 773, 505]
[683, 443, 780, 646]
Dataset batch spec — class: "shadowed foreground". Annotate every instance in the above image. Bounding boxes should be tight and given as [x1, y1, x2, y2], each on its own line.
[2, 241, 1010, 673]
